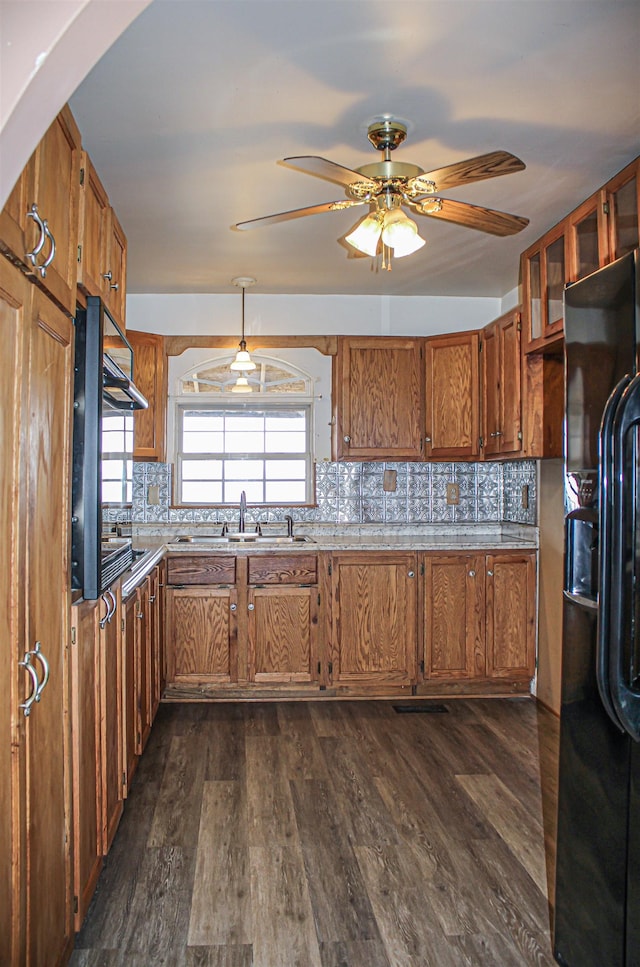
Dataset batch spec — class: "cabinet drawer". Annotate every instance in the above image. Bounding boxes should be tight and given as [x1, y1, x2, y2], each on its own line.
[166, 555, 236, 585]
[248, 554, 317, 585]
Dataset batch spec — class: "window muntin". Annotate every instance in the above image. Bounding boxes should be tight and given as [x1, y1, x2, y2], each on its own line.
[176, 403, 312, 504]
[101, 412, 133, 504]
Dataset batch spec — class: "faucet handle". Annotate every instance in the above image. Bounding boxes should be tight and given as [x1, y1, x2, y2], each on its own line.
[255, 522, 262, 536]
[221, 521, 229, 536]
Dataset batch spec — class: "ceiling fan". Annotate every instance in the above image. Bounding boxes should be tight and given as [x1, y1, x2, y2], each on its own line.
[235, 118, 529, 267]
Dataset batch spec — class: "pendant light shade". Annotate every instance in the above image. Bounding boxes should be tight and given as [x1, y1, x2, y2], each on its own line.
[230, 277, 256, 377]
[231, 374, 252, 393]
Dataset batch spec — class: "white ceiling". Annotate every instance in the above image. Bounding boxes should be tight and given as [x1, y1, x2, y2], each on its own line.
[69, 0, 640, 299]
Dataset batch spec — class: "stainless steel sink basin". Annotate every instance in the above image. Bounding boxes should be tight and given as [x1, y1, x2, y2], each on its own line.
[170, 534, 315, 545]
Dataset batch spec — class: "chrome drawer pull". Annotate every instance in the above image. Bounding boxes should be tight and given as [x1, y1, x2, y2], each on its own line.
[32, 642, 50, 701]
[37, 222, 56, 278]
[25, 204, 46, 265]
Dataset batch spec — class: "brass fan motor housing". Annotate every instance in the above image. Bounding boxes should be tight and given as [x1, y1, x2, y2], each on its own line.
[366, 119, 408, 152]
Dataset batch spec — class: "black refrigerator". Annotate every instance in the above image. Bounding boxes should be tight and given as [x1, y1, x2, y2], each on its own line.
[555, 250, 640, 967]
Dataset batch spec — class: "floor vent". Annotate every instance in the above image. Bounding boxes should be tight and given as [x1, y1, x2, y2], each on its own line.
[392, 703, 449, 714]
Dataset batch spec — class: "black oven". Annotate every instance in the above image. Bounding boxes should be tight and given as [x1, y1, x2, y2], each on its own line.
[71, 297, 148, 599]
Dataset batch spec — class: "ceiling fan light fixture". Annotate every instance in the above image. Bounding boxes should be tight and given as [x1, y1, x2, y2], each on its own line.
[381, 208, 425, 257]
[231, 374, 253, 393]
[345, 211, 383, 257]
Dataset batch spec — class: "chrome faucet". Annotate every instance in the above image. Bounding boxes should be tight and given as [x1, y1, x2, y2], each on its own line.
[239, 490, 247, 533]
[285, 514, 294, 538]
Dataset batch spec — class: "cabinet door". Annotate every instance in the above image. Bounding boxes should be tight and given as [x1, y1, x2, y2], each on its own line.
[128, 330, 167, 461]
[331, 553, 417, 686]
[481, 322, 500, 457]
[567, 193, 607, 282]
[605, 158, 639, 263]
[166, 587, 238, 683]
[136, 579, 152, 753]
[498, 310, 522, 455]
[522, 223, 567, 352]
[77, 152, 110, 299]
[100, 584, 124, 854]
[123, 594, 139, 789]
[0, 261, 28, 965]
[105, 208, 127, 329]
[70, 599, 103, 930]
[486, 553, 536, 680]
[423, 554, 484, 680]
[334, 337, 424, 460]
[0, 151, 35, 266]
[148, 566, 162, 719]
[425, 332, 480, 459]
[248, 586, 318, 683]
[24, 285, 74, 964]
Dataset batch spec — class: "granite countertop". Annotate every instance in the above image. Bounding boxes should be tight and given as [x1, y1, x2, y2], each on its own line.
[122, 522, 538, 594]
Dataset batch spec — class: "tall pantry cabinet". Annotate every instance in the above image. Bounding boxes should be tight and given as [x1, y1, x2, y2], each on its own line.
[0, 252, 74, 962]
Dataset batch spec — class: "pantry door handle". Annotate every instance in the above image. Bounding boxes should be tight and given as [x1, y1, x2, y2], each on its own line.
[38, 222, 56, 278]
[100, 594, 110, 629]
[32, 642, 50, 701]
[19, 654, 40, 716]
[25, 204, 46, 265]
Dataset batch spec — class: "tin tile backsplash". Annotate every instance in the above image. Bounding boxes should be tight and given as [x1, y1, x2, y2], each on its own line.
[114, 459, 537, 527]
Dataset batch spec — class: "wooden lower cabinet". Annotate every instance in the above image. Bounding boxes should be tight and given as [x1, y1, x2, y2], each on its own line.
[330, 552, 417, 689]
[166, 586, 238, 683]
[421, 550, 536, 693]
[123, 566, 163, 779]
[99, 584, 125, 854]
[248, 587, 318, 684]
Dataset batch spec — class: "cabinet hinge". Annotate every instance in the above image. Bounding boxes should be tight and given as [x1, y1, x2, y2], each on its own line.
[79, 167, 85, 186]
[71, 627, 76, 645]
[517, 430, 523, 441]
[73, 896, 79, 915]
[420, 660, 425, 674]
[121, 618, 125, 633]
[479, 436, 484, 449]
[317, 593, 321, 606]
[420, 562, 425, 576]
[603, 200, 610, 216]
[517, 320, 522, 332]
[77, 244, 82, 264]
[328, 661, 333, 676]
[317, 661, 322, 675]
[328, 562, 332, 576]
[479, 340, 483, 353]
[123, 771, 127, 788]
[137, 731, 141, 745]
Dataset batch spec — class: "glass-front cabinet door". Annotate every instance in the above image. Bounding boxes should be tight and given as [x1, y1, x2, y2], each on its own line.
[606, 160, 639, 262]
[522, 222, 567, 353]
[567, 193, 606, 282]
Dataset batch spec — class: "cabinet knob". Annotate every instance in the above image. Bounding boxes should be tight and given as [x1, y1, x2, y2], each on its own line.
[343, 435, 351, 444]
[248, 603, 255, 611]
[136, 611, 143, 620]
[102, 270, 113, 282]
[149, 595, 156, 603]
[468, 570, 476, 577]
[408, 570, 415, 578]
[425, 435, 432, 443]
[490, 430, 503, 438]
[487, 570, 494, 577]
[230, 603, 237, 612]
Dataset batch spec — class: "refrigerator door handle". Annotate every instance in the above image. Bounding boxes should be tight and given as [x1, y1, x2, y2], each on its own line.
[598, 374, 631, 733]
[610, 371, 640, 741]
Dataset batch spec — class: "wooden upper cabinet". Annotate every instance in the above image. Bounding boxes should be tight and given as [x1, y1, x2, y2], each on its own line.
[0, 105, 81, 316]
[105, 208, 127, 329]
[77, 152, 128, 329]
[522, 221, 567, 353]
[334, 336, 424, 460]
[567, 191, 607, 283]
[425, 331, 480, 459]
[128, 330, 167, 461]
[481, 309, 522, 458]
[604, 157, 639, 264]
[77, 152, 110, 300]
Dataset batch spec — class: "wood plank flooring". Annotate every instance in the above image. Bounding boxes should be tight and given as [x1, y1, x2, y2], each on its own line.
[71, 698, 559, 967]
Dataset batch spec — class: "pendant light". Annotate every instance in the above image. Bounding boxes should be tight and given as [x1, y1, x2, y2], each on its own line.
[230, 276, 256, 383]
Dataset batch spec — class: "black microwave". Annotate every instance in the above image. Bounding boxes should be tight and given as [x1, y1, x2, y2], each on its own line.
[71, 297, 148, 599]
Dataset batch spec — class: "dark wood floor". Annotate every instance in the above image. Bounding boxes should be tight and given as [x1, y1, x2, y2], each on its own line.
[70, 698, 559, 967]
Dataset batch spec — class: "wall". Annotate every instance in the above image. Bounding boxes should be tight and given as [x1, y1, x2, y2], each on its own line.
[127, 292, 503, 338]
[536, 458, 564, 714]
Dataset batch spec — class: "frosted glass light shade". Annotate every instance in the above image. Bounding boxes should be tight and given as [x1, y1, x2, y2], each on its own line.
[230, 344, 256, 371]
[231, 375, 252, 393]
[345, 212, 383, 257]
[381, 208, 425, 256]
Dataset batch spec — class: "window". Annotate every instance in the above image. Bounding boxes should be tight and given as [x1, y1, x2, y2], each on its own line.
[102, 411, 133, 504]
[173, 355, 318, 505]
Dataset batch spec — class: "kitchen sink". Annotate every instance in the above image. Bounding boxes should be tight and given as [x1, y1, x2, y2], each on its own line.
[170, 534, 315, 545]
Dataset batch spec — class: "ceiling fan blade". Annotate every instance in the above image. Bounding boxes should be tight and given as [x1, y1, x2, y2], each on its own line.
[235, 199, 365, 231]
[414, 197, 529, 236]
[281, 156, 375, 189]
[418, 150, 526, 193]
